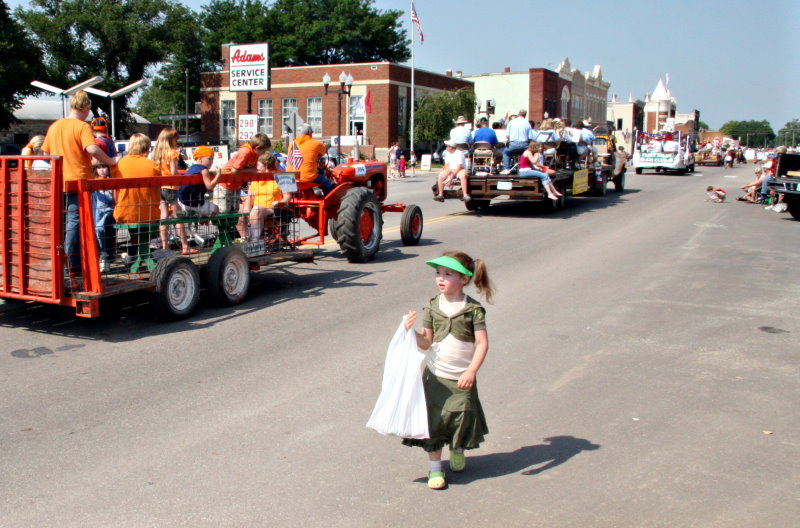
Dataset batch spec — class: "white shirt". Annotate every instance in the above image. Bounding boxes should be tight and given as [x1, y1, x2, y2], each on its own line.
[444, 148, 466, 171]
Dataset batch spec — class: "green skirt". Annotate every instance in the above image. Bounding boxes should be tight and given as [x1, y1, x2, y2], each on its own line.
[402, 368, 488, 453]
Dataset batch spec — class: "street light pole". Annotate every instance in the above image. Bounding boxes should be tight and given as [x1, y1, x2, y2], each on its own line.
[185, 68, 190, 144]
[323, 71, 354, 161]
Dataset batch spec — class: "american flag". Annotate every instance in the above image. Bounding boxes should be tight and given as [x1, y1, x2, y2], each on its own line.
[288, 141, 304, 170]
[411, 2, 424, 43]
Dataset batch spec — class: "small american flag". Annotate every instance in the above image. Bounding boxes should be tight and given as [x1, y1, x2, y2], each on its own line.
[411, 2, 424, 43]
[288, 141, 304, 170]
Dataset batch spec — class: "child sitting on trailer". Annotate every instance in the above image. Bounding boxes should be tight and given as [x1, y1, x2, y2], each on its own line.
[245, 152, 293, 242]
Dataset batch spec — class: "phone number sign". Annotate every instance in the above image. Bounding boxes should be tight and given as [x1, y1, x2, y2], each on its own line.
[238, 114, 258, 141]
[229, 43, 270, 92]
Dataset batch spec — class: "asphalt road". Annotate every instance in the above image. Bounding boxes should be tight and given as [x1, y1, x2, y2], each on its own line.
[1, 162, 798, 527]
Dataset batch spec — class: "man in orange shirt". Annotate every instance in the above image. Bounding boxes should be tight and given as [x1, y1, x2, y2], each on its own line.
[287, 124, 333, 194]
[42, 90, 118, 274]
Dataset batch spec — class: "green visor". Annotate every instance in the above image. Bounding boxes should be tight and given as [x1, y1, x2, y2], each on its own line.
[425, 255, 473, 277]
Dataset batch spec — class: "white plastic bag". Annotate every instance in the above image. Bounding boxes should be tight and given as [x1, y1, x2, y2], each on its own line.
[366, 316, 429, 439]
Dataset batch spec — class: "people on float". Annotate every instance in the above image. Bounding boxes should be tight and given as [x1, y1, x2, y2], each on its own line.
[401, 251, 494, 490]
[502, 109, 532, 171]
[92, 164, 116, 272]
[662, 133, 679, 153]
[152, 128, 192, 254]
[178, 145, 220, 221]
[113, 133, 161, 262]
[21, 135, 46, 170]
[287, 123, 333, 194]
[41, 90, 118, 276]
[449, 115, 472, 151]
[518, 142, 563, 201]
[472, 117, 498, 147]
[218, 133, 271, 213]
[434, 140, 468, 202]
[245, 151, 294, 242]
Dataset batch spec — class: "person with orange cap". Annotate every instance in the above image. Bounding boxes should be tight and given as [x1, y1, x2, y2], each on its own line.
[178, 146, 221, 219]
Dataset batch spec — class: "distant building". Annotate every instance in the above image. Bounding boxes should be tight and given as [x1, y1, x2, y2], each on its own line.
[199, 44, 472, 160]
[607, 77, 700, 151]
[0, 99, 152, 145]
[463, 58, 610, 126]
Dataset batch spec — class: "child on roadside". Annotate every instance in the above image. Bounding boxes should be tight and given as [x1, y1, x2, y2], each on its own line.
[398, 154, 407, 178]
[402, 251, 494, 490]
[705, 186, 727, 203]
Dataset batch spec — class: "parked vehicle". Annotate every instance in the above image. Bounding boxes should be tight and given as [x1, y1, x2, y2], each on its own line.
[768, 153, 800, 220]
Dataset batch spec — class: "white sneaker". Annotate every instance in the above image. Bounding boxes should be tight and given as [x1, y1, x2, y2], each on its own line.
[500, 169, 511, 175]
[776, 203, 788, 212]
[765, 204, 774, 210]
[99, 260, 110, 273]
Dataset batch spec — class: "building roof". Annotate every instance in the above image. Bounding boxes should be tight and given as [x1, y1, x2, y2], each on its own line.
[651, 78, 670, 101]
[15, 98, 149, 124]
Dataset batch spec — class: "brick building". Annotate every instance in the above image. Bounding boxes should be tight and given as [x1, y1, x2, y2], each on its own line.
[199, 44, 472, 159]
[463, 58, 610, 125]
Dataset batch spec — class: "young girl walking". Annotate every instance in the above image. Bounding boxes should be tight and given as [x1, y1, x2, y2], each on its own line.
[403, 250, 494, 490]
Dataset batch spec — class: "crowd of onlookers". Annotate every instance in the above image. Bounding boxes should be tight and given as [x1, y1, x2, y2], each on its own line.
[706, 145, 793, 213]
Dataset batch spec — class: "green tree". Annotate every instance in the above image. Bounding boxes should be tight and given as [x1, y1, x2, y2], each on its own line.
[697, 121, 710, 131]
[200, 0, 409, 68]
[414, 88, 476, 143]
[719, 120, 775, 146]
[16, 0, 202, 137]
[0, 1, 43, 129]
[778, 118, 799, 147]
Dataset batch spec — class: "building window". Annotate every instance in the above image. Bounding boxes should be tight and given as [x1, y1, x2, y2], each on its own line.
[258, 98, 273, 137]
[560, 86, 570, 119]
[282, 98, 298, 135]
[221, 100, 235, 140]
[349, 95, 365, 137]
[397, 95, 407, 138]
[307, 97, 322, 135]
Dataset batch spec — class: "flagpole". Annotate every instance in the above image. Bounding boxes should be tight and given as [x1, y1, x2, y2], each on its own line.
[410, 0, 416, 161]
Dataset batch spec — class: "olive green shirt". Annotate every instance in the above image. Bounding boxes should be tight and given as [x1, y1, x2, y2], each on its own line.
[422, 294, 487, 343]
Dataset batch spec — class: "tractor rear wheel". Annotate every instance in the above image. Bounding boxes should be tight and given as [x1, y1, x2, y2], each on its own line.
[400, 205, 423, 246]
[335, 187, 383, 262]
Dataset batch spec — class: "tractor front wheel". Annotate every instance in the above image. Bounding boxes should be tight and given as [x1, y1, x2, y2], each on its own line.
[335, 187, 383, 262]
[400, 205, 423, 246]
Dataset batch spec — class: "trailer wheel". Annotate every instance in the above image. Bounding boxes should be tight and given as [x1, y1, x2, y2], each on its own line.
[594, 174, 607, 196]
[206, 246, 250, 306]
[400, 204, 423, 246]
[464, 199, 490, 211]
[151, 255, 200, 320]
[787, 199, 800, 220]
[635, 167, 643, 175]
[613, 173, 626, 192]
[336, 187, 383, 262]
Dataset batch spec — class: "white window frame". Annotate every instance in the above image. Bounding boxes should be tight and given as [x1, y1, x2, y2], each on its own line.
[306, 97, 322, 135]
[258, 98, 273, 137]
[221, 99, 236, 140]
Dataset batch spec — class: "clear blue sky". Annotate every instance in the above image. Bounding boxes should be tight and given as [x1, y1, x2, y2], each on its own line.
[10, 0, 799, 132]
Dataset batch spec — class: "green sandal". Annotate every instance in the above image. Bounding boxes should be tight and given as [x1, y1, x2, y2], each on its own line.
[449, 451, 466, 472]
[427, 471, 446, 490]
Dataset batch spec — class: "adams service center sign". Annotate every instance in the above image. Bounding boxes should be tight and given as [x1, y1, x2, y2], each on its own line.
[229, 43, 270, 92]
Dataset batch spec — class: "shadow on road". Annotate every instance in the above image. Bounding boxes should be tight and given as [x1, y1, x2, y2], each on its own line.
[414, 435, 600, 486]
[464, 190, 641, 220]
